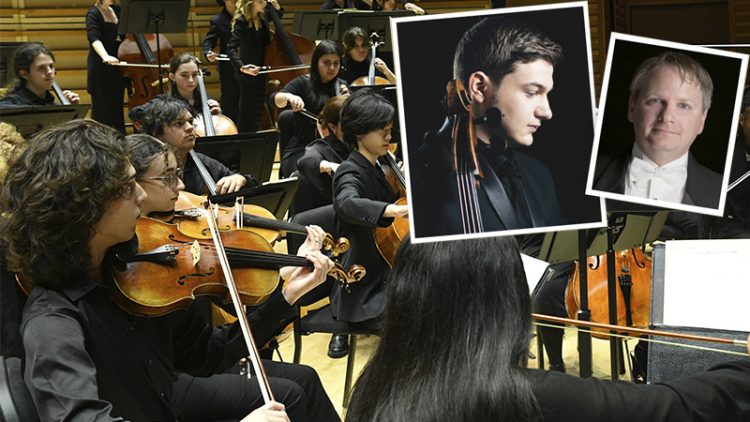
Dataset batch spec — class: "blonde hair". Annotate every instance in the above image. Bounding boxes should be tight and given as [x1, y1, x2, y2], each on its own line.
[0, 122, 25, 186]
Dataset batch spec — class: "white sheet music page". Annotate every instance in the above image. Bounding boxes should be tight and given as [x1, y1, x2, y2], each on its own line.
[663, 239, 750, 332]
[521, 253, 548, 294]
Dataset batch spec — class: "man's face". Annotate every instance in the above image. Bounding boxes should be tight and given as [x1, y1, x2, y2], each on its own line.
[92, 165, 147, 250]
[161, 110, 196, 152]
[357, 122, 393, 158]
[20, 53, 55, 94]
[483, 59, 554, 147]
[628, 65, 707, 166]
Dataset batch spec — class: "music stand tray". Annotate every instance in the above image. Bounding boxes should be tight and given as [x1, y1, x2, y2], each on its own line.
[118, 0, 189, 34]
[194, 130, 279, 184]
[0, 104, 91, 138]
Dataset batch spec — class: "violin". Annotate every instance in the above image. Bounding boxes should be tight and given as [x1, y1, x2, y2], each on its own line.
[193, 68, 239, 137]
[117, 33, 173, 109]
[374, 150, 409, 267]
[110, 217, 364, 316]
[172, 190, 350, 255]
[565, 247, 652, 337]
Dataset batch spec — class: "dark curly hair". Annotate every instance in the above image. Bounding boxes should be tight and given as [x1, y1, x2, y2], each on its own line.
[129, 94, 192, 139]
[123, 133, 169, 178]
[453, 16, 562, 88]
[0, 119, 131, 290]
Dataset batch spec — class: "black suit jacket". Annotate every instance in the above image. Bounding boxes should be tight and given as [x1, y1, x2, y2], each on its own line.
[332, 150, 396, 323]
[411, 126, 566, 238]
[593, 151, 722, 209]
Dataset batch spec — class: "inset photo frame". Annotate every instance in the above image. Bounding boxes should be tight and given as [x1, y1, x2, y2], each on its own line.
[586, 32, 749, 216]
[391, 2, 605, 243]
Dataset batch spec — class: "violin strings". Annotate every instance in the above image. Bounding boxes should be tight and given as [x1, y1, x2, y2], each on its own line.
[532, 321, 748, 357]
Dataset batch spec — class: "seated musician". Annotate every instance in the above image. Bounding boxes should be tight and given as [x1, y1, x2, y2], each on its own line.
[331, 89, 408, 331]
[339, 26, 396, 85]
[168, 53, 222, 117]
[0, 42, 80, 107]
[203, 0, 241, 122]
[3, 119, 340, 421]
[320, 0, 424, 14]
[129, 95, 255, 195]
[410, 16, 566, 237]
[346, 235, 750, 422]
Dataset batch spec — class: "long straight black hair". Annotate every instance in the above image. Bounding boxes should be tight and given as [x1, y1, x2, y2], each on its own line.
[346, 236, 541, 422]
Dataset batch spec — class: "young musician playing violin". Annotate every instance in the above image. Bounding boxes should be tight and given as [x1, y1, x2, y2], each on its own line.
[130, 94, 255, 195]
[203, 0, 241, 122]
[86, 0, 126, 133]
[228, 0, 283, 133]
[346, 235, 750, 422]
[2, 119, 340, 421]
[271, 40, 349, 179]
[168, 53, 222, 117]
[331, 89, 408, 331]
[0, 42, 80, 107]
[339, 27, 396, 85]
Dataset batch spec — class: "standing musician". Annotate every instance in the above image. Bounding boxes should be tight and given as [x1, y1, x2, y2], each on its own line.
[0, 42, 80, 107]
[203, 0, 241, 122]
[410, 16, 566, 237]
[331, 89, 408, 332]
[227, 0, 283, 133]
[2, 119, 340, 421]
[86, 0, 126, 133]
[167, 53, 222, 116]
[129, 95, 255, 195]
[345, 235, 750, 422]
[271, 40, 348, 180]
[339, 27, 396, 85]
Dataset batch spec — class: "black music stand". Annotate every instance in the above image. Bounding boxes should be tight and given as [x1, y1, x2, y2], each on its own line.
[293, 10, 415, 52]
[538, 211, 668, 379]
[210, 178, 299, 221]
[0, 42, 25, 87]
[194, 130, 279, 184]
[0, 105, 90, 138]
[118, 0, 189, 92]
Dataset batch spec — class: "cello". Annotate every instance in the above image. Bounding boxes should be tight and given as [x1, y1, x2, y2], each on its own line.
[374, 150, 409, 267]
[193, 67, 239, 137]
[351, 32, 391, 86]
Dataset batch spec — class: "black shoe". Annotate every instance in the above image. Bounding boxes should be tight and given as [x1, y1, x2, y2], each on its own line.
[548, 362, 566, 373]
[327, 334, 349, 358]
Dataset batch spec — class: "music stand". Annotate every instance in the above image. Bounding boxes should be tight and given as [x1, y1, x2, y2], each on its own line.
[293, 11, 342, 42]
[0, 42, 25, 87]
[0, 105, 90, 138]
[537, 211, 667, 379]
[208, 177, 298, 221]
[194, 130, 279, 184]
[118, 0, 189, 92]
[293, 11, 414, 52]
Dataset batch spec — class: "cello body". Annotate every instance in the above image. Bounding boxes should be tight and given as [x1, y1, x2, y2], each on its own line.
[117, 33, 173, 109]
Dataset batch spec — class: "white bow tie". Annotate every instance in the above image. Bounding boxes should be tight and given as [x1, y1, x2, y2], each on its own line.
[629, 156, 687, 188]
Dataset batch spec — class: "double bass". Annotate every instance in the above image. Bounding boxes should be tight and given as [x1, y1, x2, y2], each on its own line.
[117, 34, 173, 109]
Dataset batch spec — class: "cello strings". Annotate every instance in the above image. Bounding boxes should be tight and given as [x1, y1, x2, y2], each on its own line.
[532, 321, 748, 357]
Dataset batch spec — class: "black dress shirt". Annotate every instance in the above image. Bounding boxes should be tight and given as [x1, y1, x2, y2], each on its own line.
[297, 134, 351, 203]
[0, 86, 56, 107]
[182, 151, 258, 195]
[21, 262, 297, 421]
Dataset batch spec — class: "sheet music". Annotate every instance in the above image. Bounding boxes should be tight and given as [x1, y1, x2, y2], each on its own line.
[663, 239, 750, 332]
[521, 253, 548, 295]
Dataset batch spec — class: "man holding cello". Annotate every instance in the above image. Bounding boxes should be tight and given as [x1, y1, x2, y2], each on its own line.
[2, 119, 341, 421]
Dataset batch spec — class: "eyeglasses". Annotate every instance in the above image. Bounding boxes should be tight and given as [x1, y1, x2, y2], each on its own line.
[138, 172, 181, 190]
[118, 179, 138, 200]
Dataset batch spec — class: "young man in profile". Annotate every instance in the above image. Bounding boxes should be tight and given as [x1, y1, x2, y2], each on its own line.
[410, 16, 566, 237]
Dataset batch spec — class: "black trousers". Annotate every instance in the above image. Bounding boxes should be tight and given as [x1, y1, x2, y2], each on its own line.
[218, 63, 240, 123]
[173, 359, 340, 422]
[90, 89, 125, 134]
[237, 74, 266, 133]
[532, 261, 573, 367]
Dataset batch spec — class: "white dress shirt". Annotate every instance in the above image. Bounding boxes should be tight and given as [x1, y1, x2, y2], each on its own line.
[624, 143, 688, 202]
